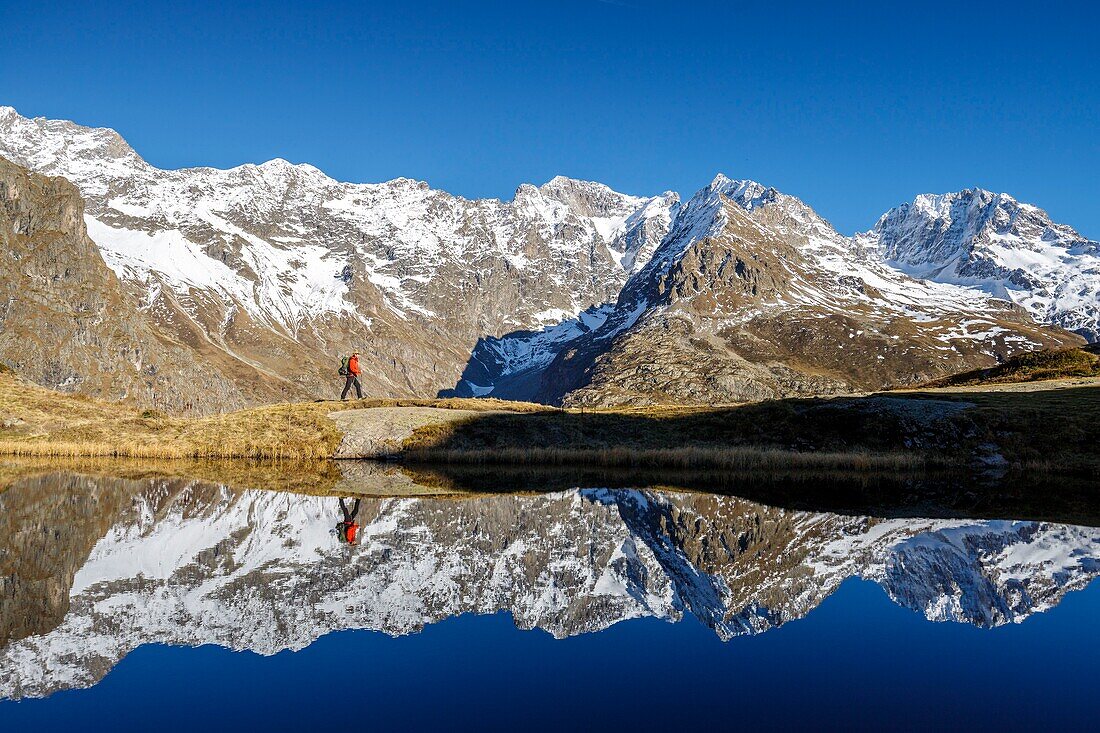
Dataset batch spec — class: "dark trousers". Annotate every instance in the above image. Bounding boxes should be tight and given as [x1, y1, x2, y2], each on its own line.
[341, 375, 362, 399]
[340, 497, 361, 522]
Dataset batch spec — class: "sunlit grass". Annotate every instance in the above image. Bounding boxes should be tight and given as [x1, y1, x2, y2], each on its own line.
[0, 372, 540, 459]
[925, 345, 1100, 387]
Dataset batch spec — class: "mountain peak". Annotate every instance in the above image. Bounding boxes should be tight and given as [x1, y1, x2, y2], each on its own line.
[523, 175, 652, 219]
[537, 174, 617, 199]
[909, 188, 1017, 216]
[0, 106, 147, 192]
[258, 157, 295, 170]
[881, 188, 1070, 240]
[247, 157, 334, 183]
[540, 174, 608, 190]
[861, 187, 1100, 341]
[696, 175, 778, 212]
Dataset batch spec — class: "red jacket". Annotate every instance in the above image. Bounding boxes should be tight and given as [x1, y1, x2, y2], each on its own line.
[348, 354, 360, 377]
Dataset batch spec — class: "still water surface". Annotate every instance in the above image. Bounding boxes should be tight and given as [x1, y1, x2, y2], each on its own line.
[1, 468, 1098, 731]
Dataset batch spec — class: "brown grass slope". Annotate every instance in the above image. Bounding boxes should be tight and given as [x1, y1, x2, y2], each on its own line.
[926, 345, 1100, 387]
[0, 370, 538, 459]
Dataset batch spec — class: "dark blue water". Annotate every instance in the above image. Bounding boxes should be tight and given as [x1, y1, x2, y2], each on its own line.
[3, 577, 1097, 732]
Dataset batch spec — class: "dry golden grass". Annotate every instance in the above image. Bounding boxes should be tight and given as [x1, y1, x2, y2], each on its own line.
[0, 395, 343, 459]
[0, 373, 542, 459]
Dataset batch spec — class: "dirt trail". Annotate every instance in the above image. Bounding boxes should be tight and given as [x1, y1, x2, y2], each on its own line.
[329, 407, 488, 459]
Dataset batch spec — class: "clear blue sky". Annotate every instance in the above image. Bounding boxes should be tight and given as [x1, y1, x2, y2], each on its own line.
[2, 0, 1097, 236]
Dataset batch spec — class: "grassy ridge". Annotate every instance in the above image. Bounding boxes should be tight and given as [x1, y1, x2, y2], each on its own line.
[926, 345, 1100, 387]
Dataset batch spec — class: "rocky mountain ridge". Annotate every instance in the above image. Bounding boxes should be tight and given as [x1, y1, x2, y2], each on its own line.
[0, 106, 1093, 408]
[534, 176, 1080, 405]
[856, 188, 1100, 341]
[0, 158, 274, 411]
[1, 473, 1098, 700]
[0, 106, 675, 409]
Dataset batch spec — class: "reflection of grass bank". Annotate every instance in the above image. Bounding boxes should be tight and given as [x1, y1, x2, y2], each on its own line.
[0, 456, 468, 499]
[402, 463, 1100, 527]
[5, 456, 1098, 527]
[402, 446, 931, 472]
[0, 456, 346, 496]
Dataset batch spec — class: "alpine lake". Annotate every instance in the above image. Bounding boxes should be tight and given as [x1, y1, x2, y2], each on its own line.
[1, 458, 1097, 732]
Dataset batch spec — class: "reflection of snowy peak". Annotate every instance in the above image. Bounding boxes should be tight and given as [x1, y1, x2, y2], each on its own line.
[2, 474, 1098, 700]
[875, 522, 1100, 625]
[858, 189, 1100, 341]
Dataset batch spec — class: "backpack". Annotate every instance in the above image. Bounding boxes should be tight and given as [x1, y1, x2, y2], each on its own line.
[338, 356, 350, 376]
[336, 521, 357, 545]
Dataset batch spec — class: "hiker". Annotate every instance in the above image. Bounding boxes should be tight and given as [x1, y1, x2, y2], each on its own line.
[340, 350, 363, 400]
[335, 497, 361, 545]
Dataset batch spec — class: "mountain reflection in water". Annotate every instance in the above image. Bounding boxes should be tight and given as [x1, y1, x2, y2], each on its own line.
[1, 470, 1099, 701]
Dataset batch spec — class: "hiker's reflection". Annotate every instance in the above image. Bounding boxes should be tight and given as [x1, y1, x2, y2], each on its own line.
[335, 497, 361, 545]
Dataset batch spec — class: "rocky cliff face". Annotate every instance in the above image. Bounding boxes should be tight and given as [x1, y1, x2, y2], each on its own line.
[0, 158, 298, 412]
[536, 177, 1079, 406]
[2, 473, 1098, 700]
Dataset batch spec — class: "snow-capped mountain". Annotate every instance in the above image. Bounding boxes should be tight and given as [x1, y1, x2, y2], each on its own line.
[857, 189, 1100, 341]
[0, 107, 675, 328]
[535, 176, 1079, 405]
[2, 472, 1098, 700]
[0, 106, 1093, 408]
[0, 106, 675, 409]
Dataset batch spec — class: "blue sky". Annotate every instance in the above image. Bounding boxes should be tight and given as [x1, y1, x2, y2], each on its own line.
[2, 0, 1097, 236]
